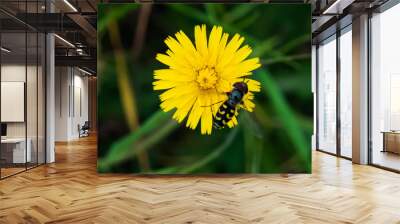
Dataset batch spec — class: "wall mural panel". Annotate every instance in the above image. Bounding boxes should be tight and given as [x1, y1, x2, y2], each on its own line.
[98, 3, 312, 174]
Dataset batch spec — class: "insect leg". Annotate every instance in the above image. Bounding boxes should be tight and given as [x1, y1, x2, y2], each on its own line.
[200, 100, 224, 108]
[210, 104, 215, 116]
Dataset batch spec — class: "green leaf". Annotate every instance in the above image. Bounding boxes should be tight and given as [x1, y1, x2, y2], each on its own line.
[153, 166, 182, 174]
[253, 101, 278, 128]
[235, 11, 260, 30]
[254, 69, 311, 172]
[167, 4, 209, 23]
[252, 37, 279, 58]
[205, 4, 218, 24]
[179, 128, 239, 174]
[167, 4, 258, 46]
[98, 110, 178, 171]
[98, 4, 139, 34]
[279, 34, 311, 54]
[223, 4, 258, 24]
[242, 113, 263, 173]
[262, 53, 310, 66]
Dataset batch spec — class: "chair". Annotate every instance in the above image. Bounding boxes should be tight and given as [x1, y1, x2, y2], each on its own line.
[78, 121, 90, 138]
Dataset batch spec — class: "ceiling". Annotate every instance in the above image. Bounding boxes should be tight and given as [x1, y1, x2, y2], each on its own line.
[0, 0, 98, 74]
[311, 0, 390, 43]
[0, 0, 394, 74]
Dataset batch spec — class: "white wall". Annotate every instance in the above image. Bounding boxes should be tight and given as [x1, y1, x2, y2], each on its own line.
[55, 66, 69, 141]
[72, 73, 89, 138]
[55, 66, 89, 141]
[1, 64, 26, 81]
[1, 65, 34, 137]
[1, 65, 26, 140]
[1, 82, 25, 122]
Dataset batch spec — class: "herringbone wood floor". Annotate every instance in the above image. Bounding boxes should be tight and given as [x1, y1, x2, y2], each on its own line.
[1, 135, 400, 224]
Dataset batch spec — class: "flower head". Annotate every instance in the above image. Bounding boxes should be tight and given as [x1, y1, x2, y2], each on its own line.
[153, 25, 261, 134]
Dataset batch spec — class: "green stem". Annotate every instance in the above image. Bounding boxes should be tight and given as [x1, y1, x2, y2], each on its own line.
[279, 34, 311, 54]
[262, 53, 310, 65]
[98, 111, 177, 171]
[108, 20, 151, 171]
[255, 70, 311, 172]
[180, 128, 239, 174]
[242, 113, 263, 173]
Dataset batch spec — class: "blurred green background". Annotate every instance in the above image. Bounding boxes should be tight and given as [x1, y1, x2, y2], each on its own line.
[97, 3, 312, 174]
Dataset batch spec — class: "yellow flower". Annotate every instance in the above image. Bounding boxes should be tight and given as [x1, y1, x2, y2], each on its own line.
[153, 24, 261, 135]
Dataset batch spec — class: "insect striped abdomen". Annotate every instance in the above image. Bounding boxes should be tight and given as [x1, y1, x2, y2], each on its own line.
[213, 102, 236, 129]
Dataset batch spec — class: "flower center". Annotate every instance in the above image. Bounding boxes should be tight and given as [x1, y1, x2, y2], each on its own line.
[196, 67, 218, 90]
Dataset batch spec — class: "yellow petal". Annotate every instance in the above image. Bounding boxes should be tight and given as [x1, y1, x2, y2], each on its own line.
[243, 96, 255, 112]
[160, 91, 195, 113]
[207, 26, 223, 67]
[175, 31, 203, 69]
[220, 58, 261, 79]
[157, 51, 193, 72]
[165, 50, 193, 69]
[216, 33, 229, 65]
[195, 24, 208, 58]
[172, 95, 196, 122]
[159, 83, 199, 101]
[198, 93, 213, 135]
[201, 107, 213, 135]
[209, 90, 224, 115]
[227, 116, 238, 128]
[246, 79, 261, 92]
[229, 45, 252, 65]
[175, 31, 197, 53]
[164, 36, 183, 55]
[186, 98, 203, 130]
[153, 80, 179, 90]
[217, 34, 245, 69]
[154, 69, 195, 82]
[164, 36, 194, 67]
[216, 78, 232, 93]
[156, 53, 174, 67]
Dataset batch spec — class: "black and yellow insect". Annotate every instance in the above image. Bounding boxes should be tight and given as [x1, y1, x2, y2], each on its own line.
[212, 82, 248, 129]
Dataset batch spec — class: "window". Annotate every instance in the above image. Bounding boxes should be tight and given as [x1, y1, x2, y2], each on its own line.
[317, 35, 337, 154]
[370, 3, 400, 171]
[339, 27, 352, 158]
[0, 1, 47, 179]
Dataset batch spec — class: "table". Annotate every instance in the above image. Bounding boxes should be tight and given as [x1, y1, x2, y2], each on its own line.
[1, 138, 31, 163]
[382, 131, 400, 154]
